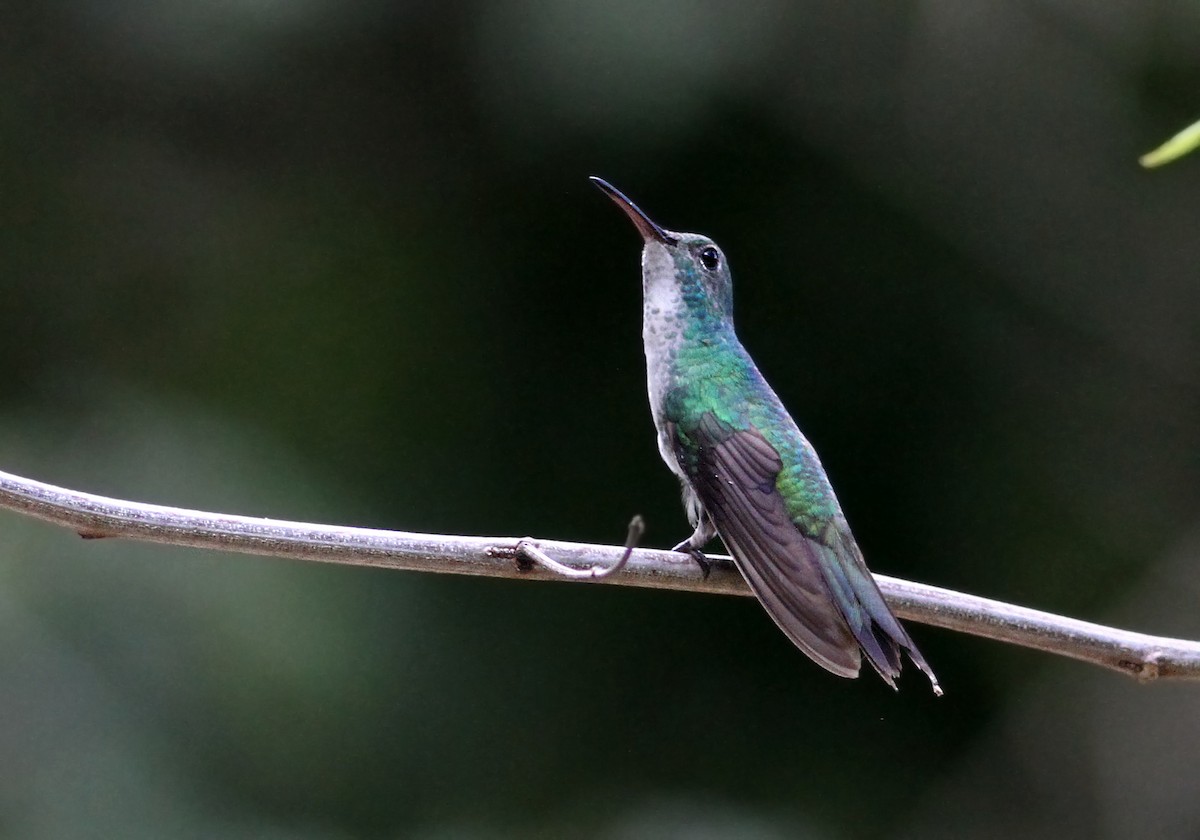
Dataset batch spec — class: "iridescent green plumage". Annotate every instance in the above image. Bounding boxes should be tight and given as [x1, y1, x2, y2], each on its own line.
[592, 177, 940, 693]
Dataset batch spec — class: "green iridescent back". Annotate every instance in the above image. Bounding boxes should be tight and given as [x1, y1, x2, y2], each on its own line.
[659, 243, 843, 537]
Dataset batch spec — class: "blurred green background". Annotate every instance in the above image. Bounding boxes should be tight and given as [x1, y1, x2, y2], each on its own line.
[2, 2, 1200, 838]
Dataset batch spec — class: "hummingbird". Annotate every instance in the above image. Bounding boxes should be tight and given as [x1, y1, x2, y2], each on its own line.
[591, 177, 940, 694]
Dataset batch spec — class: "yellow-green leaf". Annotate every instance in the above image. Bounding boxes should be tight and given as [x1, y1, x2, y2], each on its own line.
[1140, 118, 1200, 168]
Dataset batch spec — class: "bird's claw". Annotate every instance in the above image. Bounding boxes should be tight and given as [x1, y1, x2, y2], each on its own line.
[672, 542, 712, 579]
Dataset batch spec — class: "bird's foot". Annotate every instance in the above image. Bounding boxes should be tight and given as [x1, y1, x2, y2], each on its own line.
[672, 540, 712, 579]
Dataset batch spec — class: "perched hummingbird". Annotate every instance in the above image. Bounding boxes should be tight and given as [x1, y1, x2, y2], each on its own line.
[591, 177, 940, 694]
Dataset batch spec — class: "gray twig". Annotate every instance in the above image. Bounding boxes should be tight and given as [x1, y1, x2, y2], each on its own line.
[1, 467, 1197, 682]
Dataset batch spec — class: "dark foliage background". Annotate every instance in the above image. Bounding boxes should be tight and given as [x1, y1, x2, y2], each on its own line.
[2, 3, 1200, 838]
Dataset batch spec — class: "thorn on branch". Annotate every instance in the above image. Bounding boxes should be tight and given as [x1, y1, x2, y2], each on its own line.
[517, 515, 645, 580]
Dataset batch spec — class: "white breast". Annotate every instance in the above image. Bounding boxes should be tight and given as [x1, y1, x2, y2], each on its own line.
[640, 242, 687, 480]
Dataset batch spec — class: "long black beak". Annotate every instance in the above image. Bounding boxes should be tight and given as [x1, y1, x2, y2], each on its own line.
[590, 177, 678, 245]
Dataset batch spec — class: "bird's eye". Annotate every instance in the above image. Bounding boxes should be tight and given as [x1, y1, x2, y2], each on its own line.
[699, 246, 721, 271]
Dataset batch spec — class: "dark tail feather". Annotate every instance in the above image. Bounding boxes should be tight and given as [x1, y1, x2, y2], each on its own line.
[818, 531, 942, 696]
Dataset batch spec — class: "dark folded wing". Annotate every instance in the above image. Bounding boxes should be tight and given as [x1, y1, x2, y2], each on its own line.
[682, 413, 862, 677]
[683, 412, 939, 691]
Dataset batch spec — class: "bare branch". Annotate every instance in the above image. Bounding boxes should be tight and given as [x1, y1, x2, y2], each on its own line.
[1, 467, 1197, 682]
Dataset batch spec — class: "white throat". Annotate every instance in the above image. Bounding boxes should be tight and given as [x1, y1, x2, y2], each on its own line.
[640, 240, 687, 478]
